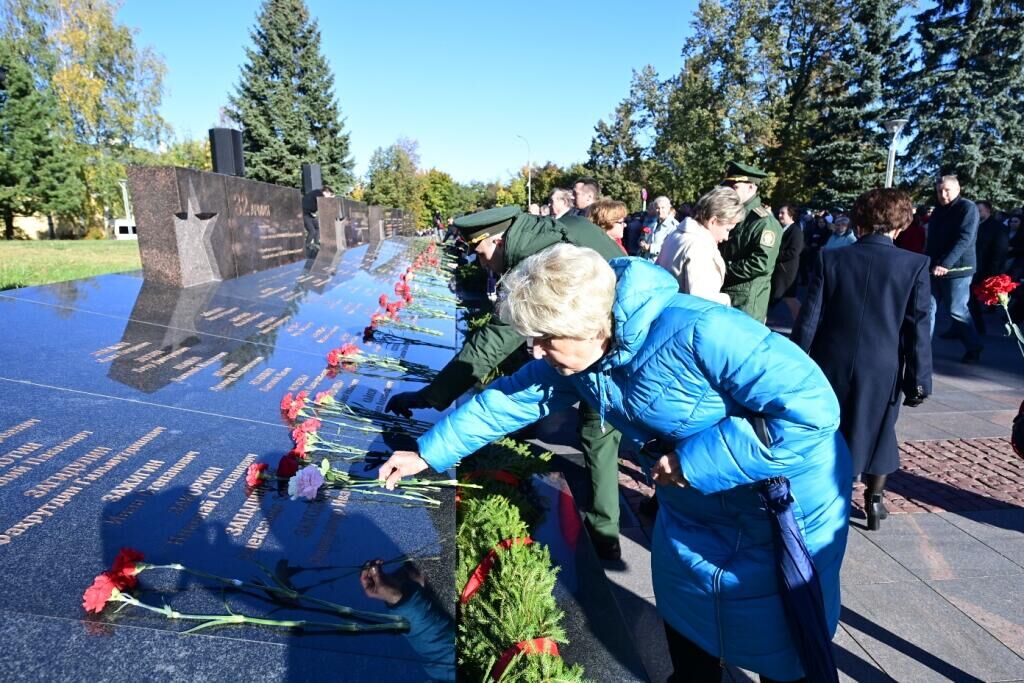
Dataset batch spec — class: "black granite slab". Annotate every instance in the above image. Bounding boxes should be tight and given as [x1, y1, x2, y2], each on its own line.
[0, 237, 460, 680]
[0, 382, 455, 680]
[0, 242, 460, 420]
[530, 473, 648, 681]
[343, 199, 370, 248]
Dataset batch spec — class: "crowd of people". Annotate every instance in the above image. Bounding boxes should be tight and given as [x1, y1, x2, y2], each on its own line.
[382, 164, 1012, 682]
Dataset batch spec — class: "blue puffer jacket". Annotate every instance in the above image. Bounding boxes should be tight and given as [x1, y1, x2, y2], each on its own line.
[419, 258, 851, 680]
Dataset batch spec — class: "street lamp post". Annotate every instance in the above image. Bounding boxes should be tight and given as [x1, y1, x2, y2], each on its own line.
[883, 118, 909, 188]
[515, 134, 531, 207]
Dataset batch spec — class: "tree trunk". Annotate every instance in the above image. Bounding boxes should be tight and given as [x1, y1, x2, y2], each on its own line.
[47, 214, 55, 240]
[3, 208, 13, 240]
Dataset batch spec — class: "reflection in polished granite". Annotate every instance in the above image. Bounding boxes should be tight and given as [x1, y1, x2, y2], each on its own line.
[0, 241, 459, 420]
[531, 474, 648, 681]
[0, 385, 454, 680]
[0, 238, 458, 680]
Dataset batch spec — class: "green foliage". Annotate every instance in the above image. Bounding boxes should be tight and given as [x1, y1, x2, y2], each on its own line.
[226, 0, 354, 191]
[2, 0, 167, 233]
[419, 168, 458, 227]
[455, 439, 588, 682]
[0, 240, 140, 290]
[0, 37, 70, 238]
[904, 0, 1024, 205]
[364, 139, 424, 217]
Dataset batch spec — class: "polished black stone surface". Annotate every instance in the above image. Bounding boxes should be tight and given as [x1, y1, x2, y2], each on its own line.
[0, 238, 459, 680]
[531, 473, 648, 682]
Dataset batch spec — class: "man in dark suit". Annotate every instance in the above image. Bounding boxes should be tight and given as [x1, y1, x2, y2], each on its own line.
[970, 200, 1010, 333]
[926, 175, 983, 363]
[770, 203, 805, 321]
[792, 188, 932, 530]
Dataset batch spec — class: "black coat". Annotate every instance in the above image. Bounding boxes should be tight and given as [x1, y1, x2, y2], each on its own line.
[926, 195, 979, 277]
[975, 216, 1009, 281]
[770, 222, 805, 302]
[791, 234, 933, 476]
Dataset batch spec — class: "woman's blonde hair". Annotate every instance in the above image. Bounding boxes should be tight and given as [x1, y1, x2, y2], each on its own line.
[498, 243, 616, 339]
[693, 186, 746, 226]
[590, 199, 628, 233]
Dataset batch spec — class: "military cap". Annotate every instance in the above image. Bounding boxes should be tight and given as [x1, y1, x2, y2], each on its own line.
[722, 161, 768, 185]
[453, 206, 522, 244]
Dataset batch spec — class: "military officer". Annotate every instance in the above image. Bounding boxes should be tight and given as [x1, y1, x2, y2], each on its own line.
[385, 206, 627, 560]
[718, 161, 783, 321]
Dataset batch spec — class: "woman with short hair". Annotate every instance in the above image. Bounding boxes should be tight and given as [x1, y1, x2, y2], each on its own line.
[792, 188, 932, 530]
[656, 186, 746, 304]
[381, 244, 851, 682]
[590, 199, 629, 254]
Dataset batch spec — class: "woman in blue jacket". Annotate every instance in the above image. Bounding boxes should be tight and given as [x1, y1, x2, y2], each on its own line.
[380, 245, 851, 682]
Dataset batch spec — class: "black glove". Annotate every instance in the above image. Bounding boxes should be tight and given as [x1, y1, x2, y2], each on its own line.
[903, 386, 926, 408]
[385, 390, 433, 418]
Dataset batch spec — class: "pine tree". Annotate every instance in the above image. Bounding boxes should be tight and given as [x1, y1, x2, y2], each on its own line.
[0, 38, 78, 239]
[227, 0, 354, 190]
[906, 0, 1024, 206]
[806, 0, 910, 208]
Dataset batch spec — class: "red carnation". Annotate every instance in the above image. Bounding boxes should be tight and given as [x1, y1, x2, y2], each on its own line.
[642, 227, 652, 234]
[279, 392, 293, 412]
[292, 432, 308, 457]
[395, 282, 409, 296]
[339, 343, 359, 356]
[403, 292, 413, 303]
[386, 302, 402, 315]
[973, 274, 1019, 306]
[277, 451, 300, 479]
[326, 348, 342, 368]
[246, 462, 268, 487]
[378, 294, 388, 308]
[82, 573, 119, 613]
[111, 548, 145, 588]
[314, 390, 333, 405]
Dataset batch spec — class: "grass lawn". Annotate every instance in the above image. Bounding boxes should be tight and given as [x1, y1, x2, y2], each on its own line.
[0, 240, 142, 290]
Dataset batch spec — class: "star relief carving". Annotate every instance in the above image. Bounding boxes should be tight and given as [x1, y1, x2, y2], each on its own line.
[173, 180, 223, 284]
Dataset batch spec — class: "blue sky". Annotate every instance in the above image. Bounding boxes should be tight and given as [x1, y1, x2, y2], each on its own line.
[118, 0, 699, 184]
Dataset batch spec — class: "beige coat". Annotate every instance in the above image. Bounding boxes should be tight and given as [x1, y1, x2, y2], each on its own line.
[655, 222, 731, 306]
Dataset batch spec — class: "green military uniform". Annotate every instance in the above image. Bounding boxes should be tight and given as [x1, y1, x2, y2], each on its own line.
[421, 207, 625, 546]
[718, 161, 783, 322]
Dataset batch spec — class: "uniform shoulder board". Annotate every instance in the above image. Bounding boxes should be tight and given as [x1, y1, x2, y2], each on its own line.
[753, 205, 771, 218]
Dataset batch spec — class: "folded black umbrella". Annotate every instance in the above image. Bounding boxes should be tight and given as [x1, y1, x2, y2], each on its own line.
[758, 476, 839, 683]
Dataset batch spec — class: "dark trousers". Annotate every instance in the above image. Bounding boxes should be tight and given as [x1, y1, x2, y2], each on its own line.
[664, 622, 806, 683]
[303, 213, 320, 256]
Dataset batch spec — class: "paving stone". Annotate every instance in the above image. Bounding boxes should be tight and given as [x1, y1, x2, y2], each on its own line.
[927, 575, 1024, 658]
[612, 590, 672, 683]
[939, 510, 1024, 543]
[602, 526, 655, 600]
[841, 528, 918, 585]
[834, 624, 892, 682]
[869, 529, 1023, 581]
[842, 581, 1024, 682]
[914, 412, 1012, 438]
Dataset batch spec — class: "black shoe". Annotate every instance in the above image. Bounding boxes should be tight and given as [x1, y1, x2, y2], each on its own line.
[584, 521, 621, 561]
[865, 493, 888, 531]
[638, 495, 660, 518]
[961, 349, 982, 364]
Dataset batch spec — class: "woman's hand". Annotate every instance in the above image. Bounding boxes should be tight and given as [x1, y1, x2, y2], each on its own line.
[651, 453, 688, 488]
[378, 450, 429, 489]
